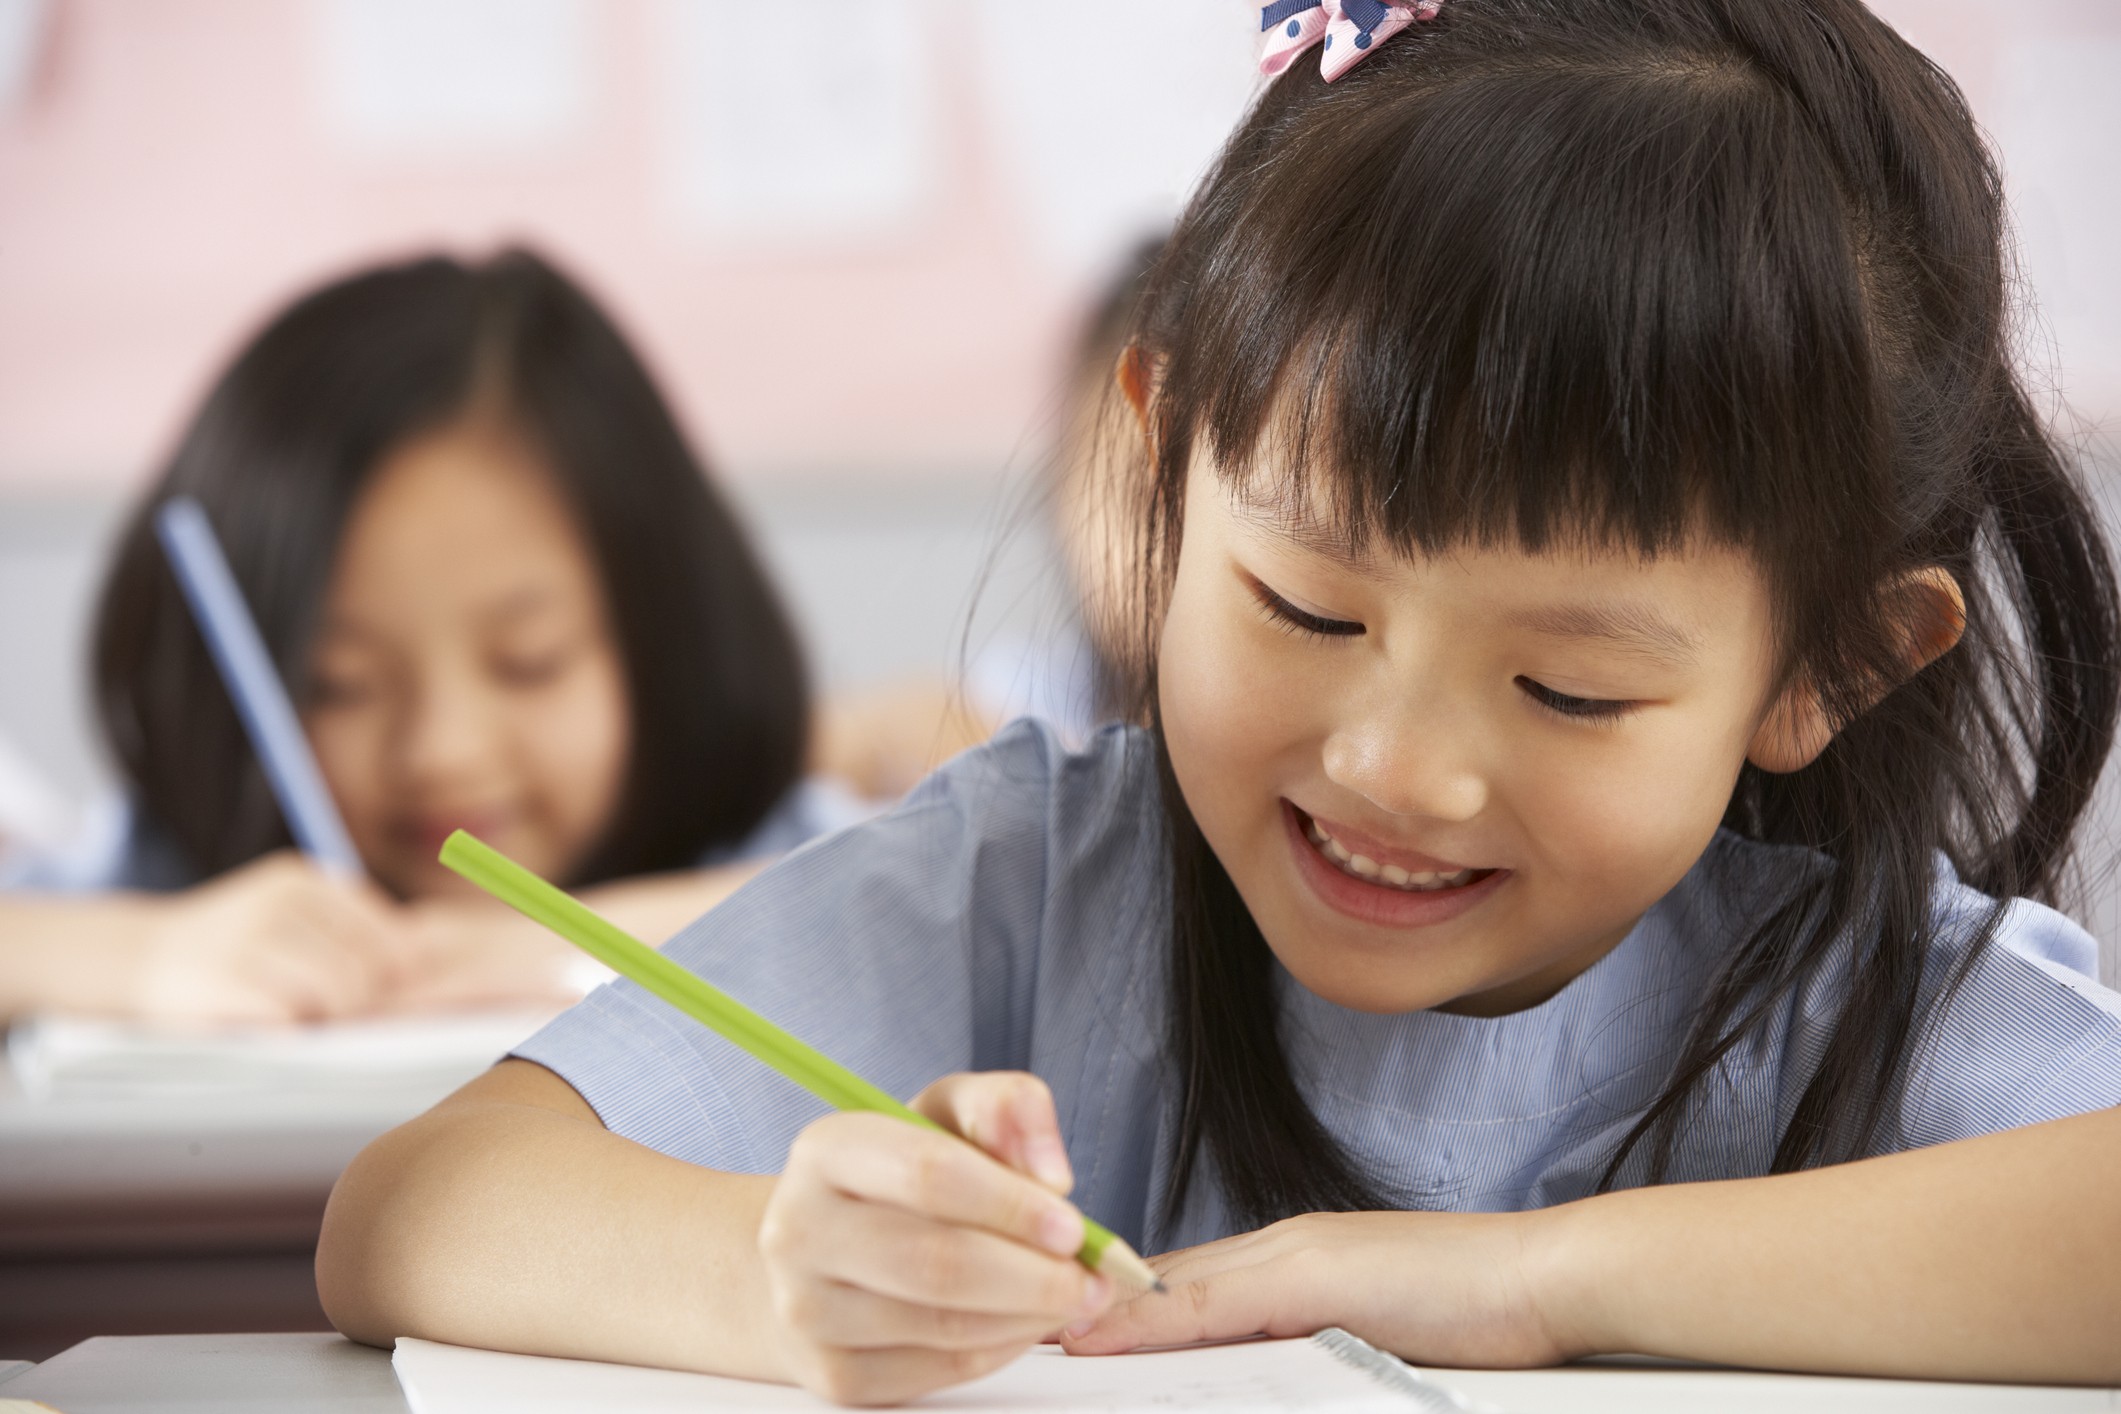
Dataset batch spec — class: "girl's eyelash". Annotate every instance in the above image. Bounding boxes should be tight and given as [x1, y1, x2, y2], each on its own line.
[1517, 676, 1636, 722]
[1249, 579, 1363, 639]
[1242, 580, 1633, 720]
[496, 647, 577, 686]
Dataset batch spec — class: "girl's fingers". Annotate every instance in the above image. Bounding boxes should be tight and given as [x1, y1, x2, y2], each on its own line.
[390, 920, 583, 1011]
[784, 1279, 1064, 1352]
[913, 1071, 1075, 1193]
[1131, 1227, 1266, 1291]
[803, 1113, 1087, 1258]
[232, 936, 343, 1023]
[790, 1190, 1108, 1318]
[263, 912, 396, 1017]
[274, 909, 396, 1016]
[297, 884, 416, 998]
[1062, 1263, 1277, 1355]
[336, 878, 425, 983]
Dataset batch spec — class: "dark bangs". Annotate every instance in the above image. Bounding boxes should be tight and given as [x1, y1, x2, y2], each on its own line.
[1151, 33, 1889, 620]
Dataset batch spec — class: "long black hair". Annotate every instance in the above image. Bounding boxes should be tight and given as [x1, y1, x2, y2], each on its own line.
[1109, 0, 2120, 1230]
[93, 248, 811, 889]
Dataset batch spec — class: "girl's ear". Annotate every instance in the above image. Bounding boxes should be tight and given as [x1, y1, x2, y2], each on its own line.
[1888, 565, 1968, 676]
[1747, 566, 1966, 774]
[1747, 678, 1835, 774]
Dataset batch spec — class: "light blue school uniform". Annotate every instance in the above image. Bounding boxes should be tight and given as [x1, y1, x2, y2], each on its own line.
[0, 778, 869, 893]
[513, 722, 2121, 1253]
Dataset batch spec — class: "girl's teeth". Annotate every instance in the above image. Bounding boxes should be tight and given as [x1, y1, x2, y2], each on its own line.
[1303, 815, 1480, 893]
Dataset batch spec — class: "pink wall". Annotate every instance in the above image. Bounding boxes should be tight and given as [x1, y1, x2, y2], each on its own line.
[0, 1, 2115, 492]
[0, 0, 1083, 487]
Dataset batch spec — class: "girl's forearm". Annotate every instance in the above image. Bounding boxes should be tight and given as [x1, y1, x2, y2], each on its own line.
[0, 895, 157, 1020]
[1541, 1106, 2121, 1384]
[317, 1060, 784, 1377]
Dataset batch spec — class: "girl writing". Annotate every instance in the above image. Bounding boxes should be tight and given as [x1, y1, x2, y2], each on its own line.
[319, 0, 2121, 1398]
[0, 249, 839, 1024]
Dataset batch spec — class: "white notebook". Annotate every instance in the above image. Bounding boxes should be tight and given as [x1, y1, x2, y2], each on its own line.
[393, 1335, 2121, 1414]
[391, 1331, 1469, 1414]
[6, 1010, 560, 1101]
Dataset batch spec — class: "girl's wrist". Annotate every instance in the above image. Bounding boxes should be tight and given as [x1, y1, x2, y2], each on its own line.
[1519, 1189, 1639, 1362]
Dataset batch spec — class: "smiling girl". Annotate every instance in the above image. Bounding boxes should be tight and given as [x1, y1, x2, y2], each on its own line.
[320, 0, 2121, 1400]
[0, 249, 836, 1024]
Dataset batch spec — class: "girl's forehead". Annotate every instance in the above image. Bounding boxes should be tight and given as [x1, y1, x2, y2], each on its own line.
[324, 419, 608, 631]
[1208, 453, 1735, 573]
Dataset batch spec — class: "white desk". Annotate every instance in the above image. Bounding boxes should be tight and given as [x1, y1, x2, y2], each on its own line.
[0, 1333, 407, 1412]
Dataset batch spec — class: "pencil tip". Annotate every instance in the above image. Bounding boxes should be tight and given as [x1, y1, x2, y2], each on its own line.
[1096, 1238, 1164, 1298]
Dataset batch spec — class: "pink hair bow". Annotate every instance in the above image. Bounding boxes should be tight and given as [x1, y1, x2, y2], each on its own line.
[1259, 0, 1440, 82]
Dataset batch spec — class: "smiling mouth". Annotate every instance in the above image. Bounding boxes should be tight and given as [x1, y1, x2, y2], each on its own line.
[1296, 809, 1497, 894]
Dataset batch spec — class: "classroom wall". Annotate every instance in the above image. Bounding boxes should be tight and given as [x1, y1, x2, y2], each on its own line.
[0, 0, 1265, 488]
[2, 0, 2119, 981]
[2, 1, 2116, 492]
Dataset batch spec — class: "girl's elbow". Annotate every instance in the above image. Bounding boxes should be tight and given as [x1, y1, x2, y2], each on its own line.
[314, 1124, 438, 1347]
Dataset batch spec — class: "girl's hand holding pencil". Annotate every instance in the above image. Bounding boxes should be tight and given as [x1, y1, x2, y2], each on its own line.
[435, 828, 1159, 1405]
[761, 1070, 1119, 1404]
[124, 850, 419, 1027]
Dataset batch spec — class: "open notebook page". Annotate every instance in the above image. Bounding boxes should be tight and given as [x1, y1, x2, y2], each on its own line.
[6, 1010, 560, 1100]
[391, 1335, 1462, 1414]
[393, 1337, 2120, 1414]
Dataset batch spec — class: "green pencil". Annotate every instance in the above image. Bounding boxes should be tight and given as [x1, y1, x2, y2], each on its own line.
[439, 829, 1162, 1299]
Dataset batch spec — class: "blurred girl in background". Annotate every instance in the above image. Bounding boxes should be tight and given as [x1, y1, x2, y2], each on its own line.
[817, 238, 1165, 800]
[0, 249, 851, 1026]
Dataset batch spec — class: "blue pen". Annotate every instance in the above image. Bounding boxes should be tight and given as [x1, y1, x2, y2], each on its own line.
[154, 496, 364, 878]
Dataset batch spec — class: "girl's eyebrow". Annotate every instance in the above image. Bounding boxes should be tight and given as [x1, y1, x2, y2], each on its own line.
[1232, 497, 1393, 581]
[1506, 601, 1702, 666]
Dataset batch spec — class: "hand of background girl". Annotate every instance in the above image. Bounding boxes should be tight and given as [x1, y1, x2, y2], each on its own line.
[393, 860, 770, 1014]
[757, 1070, 1119, 1406]
[119, 849, 420, 1026]
[391, 900, 598, 1014]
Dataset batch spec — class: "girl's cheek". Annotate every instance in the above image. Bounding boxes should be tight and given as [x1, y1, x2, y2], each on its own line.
[527, 647, 632, 867]
[307, 708, 390, 867]
[1517, 710, 1747, 897]
[1162, 578, 1322, 768]
[1159, 601, 1270, 790]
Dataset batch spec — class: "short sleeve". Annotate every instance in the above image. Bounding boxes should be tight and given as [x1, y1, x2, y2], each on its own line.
[1894, 889, 2121, 1150]
[511, 720, 1100, 1174]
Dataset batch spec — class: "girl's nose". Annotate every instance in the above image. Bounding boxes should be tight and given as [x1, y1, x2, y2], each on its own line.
[398, 674, 502, 789]
[1320, 703, 1488, 823]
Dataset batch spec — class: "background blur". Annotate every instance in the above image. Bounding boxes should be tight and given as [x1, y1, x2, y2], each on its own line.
[2, 0, 2119, 975]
